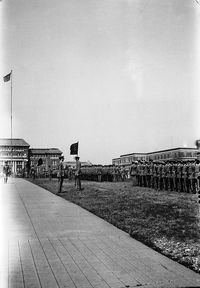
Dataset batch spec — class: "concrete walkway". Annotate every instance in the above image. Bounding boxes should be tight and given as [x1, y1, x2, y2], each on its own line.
[0, 178, 200, 288]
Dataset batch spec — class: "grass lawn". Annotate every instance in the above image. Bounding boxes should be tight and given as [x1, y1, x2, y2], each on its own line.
[27, 178, 200, 273]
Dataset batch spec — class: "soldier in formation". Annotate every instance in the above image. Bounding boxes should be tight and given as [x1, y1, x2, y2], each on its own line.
[128, 159, 200, 193]
[79, 160, 200, 194]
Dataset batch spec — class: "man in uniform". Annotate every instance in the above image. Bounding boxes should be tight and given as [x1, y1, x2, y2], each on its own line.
[57, 156, 65, 194]
[149, 160, 154, 188]
[97, 166, 103, 182]
[152, 161, 158, 190]
[177, 161, 183, 192]
[75, 156, 82, 190]
[157, 162, 163, 191]
[172, 161, 177, 192]
[130, 161, 138, 186]
[137, 161, 142, 186]
[182, 162, 189, 193]
[3, 161, 10, 183]
[194, 159, 200, 193]
[188, 161, 195, 193]
[143, 161, 148, 187]
[167, 161, 173, 191]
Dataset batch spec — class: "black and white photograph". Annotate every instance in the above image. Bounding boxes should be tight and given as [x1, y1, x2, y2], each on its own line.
[1, 0, 200, 287]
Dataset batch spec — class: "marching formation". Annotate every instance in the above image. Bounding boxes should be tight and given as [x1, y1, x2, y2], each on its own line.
[129, 160, 200, 193]
[80, 160, 200, 194]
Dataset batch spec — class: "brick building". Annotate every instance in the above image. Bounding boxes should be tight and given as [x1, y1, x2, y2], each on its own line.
[29, 148, 62, 175]
[0, 138, 30, 174]
[0, 138, 63, 176]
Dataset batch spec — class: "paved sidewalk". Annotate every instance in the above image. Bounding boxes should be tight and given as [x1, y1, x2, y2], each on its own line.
[0, 178, 200, 288]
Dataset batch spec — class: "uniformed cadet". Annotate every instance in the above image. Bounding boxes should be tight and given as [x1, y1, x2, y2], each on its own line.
[75, 156, 82, 190]
[149, 160, 154, 188]
[130, 161, 138, 186]
[137, 161, 142, 186]
[188, 161, 195, 193]
[163, 161, 168, 191]
[146, 161, 151, 188]
[166, 161, 171, 191]
[171, 161, 177, 191]
[176, 161, 183, 192]
[182, 162, 189, 193]
[143, 161, 147, 187]
[97, 166, 102, 182]
[194, 159, 200, 193]
[135, 161, 140, 186]
[139, 161, 144, 186]
[120, 166, 126, 181]
[57, 156, 65, 194]
[157, 162, 163, 191]
[152, 162, 158, 190]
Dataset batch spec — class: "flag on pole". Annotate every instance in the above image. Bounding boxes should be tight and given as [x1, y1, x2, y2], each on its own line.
[3, 72, 12, 82]
[70, 142, 78, 155]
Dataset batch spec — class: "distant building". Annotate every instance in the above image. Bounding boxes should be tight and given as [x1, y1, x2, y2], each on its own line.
[0, 138, 63, 176]
[64, 161, 92, 169]
[29, 148, 63, 174]
[113, 147, 198, 166]
[0, 138, 30, 174]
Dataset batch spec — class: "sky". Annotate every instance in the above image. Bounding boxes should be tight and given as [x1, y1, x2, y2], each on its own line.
[1, 0, 200, 164]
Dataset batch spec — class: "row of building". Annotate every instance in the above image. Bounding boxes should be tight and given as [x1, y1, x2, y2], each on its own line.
[0, 138, 200, 176]
[0, 138, 92, 176]
[0, 138, 62, 175]
[112, 147, 200, 166]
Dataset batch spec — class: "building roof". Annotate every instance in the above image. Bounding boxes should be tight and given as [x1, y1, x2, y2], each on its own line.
[120, 152, 147, 157]
[29, 148, 62, 155]
[147, 147, 198, 155]
[64, 161, 92, 167]
[0, 138, 30, 147]
[120, 147, 198, 157]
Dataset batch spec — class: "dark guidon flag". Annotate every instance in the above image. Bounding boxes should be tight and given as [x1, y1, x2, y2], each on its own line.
[70, 142, 78, 155]
[3, 72, 11, 82]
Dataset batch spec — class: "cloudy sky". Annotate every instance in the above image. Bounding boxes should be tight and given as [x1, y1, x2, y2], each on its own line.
[1, 0, 200, 164]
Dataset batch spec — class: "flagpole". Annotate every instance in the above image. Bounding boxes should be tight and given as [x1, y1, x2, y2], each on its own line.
[10, 70, 13, 174]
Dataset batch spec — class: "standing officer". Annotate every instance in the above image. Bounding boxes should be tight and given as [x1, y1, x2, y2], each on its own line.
[57, 156, 65, 194]
[75, 156, 82, 190]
